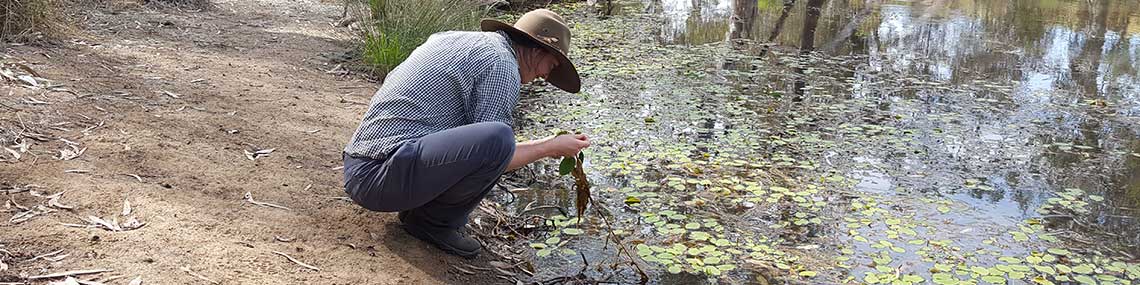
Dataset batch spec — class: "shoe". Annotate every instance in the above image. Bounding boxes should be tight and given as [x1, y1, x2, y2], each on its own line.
[402, 222, 481, 258]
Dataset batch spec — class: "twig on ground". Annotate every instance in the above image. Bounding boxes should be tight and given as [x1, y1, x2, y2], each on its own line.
[243, 192, 289, 210]
[121, 174, 143, 183]
[180, 267, 219, 285]
[27, 269, 113, 280]
[271, 251, 320, 271]
[520, 203, 568, 216]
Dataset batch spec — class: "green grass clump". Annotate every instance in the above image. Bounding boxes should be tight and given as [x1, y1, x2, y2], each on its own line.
[1, 0, 59, 41]
[353, 0, 487, 76]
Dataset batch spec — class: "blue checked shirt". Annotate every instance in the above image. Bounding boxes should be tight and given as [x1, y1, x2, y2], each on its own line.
[344, 31, 521, 159]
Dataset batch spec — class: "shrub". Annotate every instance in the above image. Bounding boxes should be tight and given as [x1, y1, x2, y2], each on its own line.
[1, 0, 59, 41]
[352, 0, 488, 76]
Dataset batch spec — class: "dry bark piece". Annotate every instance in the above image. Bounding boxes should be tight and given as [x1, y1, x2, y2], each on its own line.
[122, 200, 132, 216]
[271, 251, 320, 271]
[243, 148, 275, 160]
[120, 217, 145, 230]
[47, 192, 74, 210]
[274, 236, 294, 242]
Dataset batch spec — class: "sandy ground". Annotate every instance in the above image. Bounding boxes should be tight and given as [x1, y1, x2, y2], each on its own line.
[1, 0, 499, 283]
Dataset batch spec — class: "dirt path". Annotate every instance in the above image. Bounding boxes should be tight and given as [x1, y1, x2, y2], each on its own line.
[1, 0, 487, 283]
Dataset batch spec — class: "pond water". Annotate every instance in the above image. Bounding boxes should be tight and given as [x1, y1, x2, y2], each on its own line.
[496, 0, 1140, 284]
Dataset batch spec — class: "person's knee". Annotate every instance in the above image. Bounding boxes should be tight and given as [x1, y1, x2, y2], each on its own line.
[479, 122, 515, 160]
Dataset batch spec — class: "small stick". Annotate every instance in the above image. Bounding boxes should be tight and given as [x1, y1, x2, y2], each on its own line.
[180, 267, 219, 285]
[27, 268, 113, 279]
[271, 251, 320, 271]
[122, 174, 143, 183]
[243, 192, 290, 210]
[26, 249, 64, 262]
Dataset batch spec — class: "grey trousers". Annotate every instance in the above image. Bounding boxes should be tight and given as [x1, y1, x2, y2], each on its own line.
[343, 122, 515, 230]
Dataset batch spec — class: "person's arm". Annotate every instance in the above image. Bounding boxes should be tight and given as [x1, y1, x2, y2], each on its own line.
[506, 134, 590, 171]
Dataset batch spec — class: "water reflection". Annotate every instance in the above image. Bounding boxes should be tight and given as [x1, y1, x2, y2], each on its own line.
[659, 0, 733, 44]
[663, 0, 1140, 251]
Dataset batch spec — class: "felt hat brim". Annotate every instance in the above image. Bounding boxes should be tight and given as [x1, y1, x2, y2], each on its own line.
[481, 19, 581, 93]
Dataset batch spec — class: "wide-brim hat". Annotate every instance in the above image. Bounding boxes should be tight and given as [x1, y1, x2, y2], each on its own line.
[480, 9, 580, 93]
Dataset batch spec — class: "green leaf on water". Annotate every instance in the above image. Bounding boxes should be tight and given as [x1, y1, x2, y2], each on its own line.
[690, 231, 711, 241]
[972, 266, 990, 276]
[1055, 264, 1072, 274]
[1034, 265, 1055, 275]
[530, 243, 546, 249]
[1033, 276, 1056, 285]
[1009, 271, 1026, 280]
[799, 271, 817, 277]
[537, 248, 552, 257]
[636, 244, 652, 256]
[546, 237, 561, 245]
[561, 248, 576, 255]
[667, 265, 682, 274]
[1072, 264, 1094, 274]
[563, 228, 584, 235]
[1088, 195, 1104, 202]
[1073, 275, 1097, 285]
[981, 275, 1007, 284]
[1011, 231, 1029, 242]
[1047, 248, 1071, 256]
[931, 273, 955, 285]
[624, 196, 641, 205]
[902, 275, 925, 283]
[865, 274, 881, 284]
[937, 205, 951, 214]
[685, 222, 701, 230]
[705, 266, 722, 276]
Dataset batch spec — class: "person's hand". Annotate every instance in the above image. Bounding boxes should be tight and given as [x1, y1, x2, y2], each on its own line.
[546, 133, 590, 158]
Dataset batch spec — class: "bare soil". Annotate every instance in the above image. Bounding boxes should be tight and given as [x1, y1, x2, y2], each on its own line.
[2, 0, 502, 283]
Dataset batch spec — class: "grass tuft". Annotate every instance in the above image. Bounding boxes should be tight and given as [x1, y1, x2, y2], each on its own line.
[1, 0, 60, 42]
[351, 0, 488, 76]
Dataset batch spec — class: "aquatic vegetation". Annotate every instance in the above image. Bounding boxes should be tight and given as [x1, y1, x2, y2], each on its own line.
[503, 1, 1140, 284]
